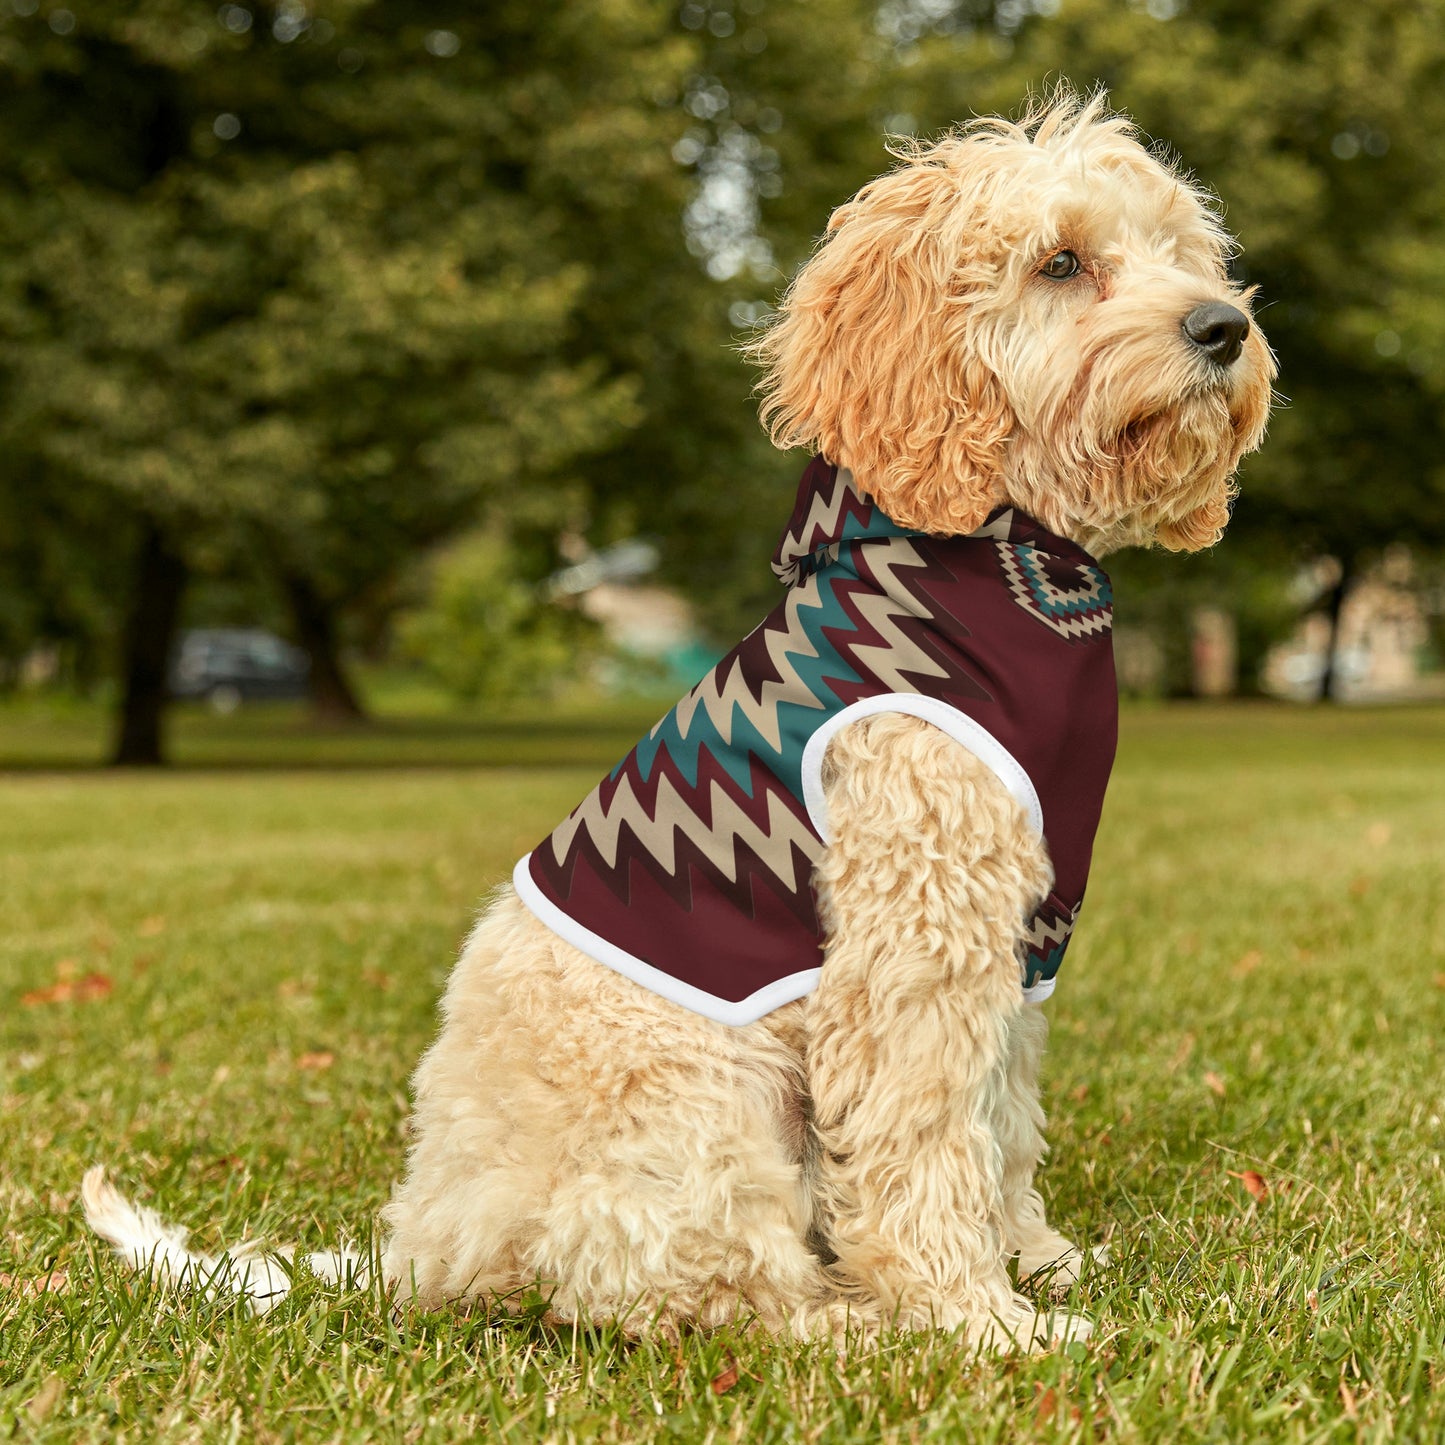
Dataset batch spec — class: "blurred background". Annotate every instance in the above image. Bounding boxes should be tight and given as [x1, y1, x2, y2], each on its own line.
[2, 0, 1444, 766]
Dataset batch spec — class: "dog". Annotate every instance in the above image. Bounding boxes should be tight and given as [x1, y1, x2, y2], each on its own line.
[85, 89, 1273, 1351]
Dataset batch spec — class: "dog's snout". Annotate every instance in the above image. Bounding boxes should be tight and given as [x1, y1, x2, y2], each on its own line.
[1182, 302, 1250, 367]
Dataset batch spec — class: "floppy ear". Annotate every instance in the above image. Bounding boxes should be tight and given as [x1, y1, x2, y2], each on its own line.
[748, 149, 1013, 535]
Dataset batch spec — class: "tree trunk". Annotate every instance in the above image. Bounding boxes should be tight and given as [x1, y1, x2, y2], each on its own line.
[111, 521, 187, 766]
[283, 572, 367, 724]
[1317, 555, 1355, 703]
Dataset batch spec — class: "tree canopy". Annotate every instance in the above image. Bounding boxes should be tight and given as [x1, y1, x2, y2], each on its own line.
[2, 0, 1442, 748]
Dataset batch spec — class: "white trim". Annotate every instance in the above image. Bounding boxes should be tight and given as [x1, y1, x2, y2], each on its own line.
[512, 855, 822, 1027]
[798, 693, 1044, 843]
[512, 698, 1048, 1025]
[1020, 976, 1056, 1003]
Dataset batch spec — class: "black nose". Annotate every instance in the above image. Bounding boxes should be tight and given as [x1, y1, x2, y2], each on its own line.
[1182, 302, 1250, 366]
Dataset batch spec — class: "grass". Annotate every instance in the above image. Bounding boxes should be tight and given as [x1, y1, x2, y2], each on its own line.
[1, 699, 1443, 1442]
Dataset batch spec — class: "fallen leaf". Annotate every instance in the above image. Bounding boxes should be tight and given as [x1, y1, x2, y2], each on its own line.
[21, 982, 70, 1006]
[1228, 1169, 1268, 1201]
[21, 972, 112, 1007]
[361, 968, 394, 992]
[1070, 1083, 1089, 1103]
[296, 1051, 334, 1072]
[710, 1359, 739, 1395]
[0, 1268, 69, 1298]
[1348, 876, 1372, 899]
[138, 915, 167, 937]
[1433, 973, 1445, 990]
[1168, 1034, 1196, 1073]
[1204, 1071, 1227, 1098]
[1034, 1385, 1058, 1426]
[1232, 950, 1263, 977]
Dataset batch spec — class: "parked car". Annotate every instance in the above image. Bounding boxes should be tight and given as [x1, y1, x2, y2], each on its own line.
[169, 629, 310, 712]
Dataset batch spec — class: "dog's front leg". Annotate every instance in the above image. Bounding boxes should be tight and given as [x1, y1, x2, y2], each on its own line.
[994, 1004, 1097, 1290]
[805, 712, 1088, 1349]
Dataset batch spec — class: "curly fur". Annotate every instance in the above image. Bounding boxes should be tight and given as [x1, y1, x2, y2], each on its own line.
[748, 90, 1273, 552]
[85, 87, 1272, 1354]
[379, 716, 1087, 1349]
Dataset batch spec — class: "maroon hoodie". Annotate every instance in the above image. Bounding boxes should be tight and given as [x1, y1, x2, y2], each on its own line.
[514, 458, 1118, 1025]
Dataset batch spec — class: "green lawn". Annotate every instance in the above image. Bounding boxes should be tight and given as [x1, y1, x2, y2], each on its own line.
[2, 701, 1443, 1442]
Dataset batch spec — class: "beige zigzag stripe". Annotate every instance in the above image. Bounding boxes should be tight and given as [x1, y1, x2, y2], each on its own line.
[841, 541, 957, 694]
[667, 586, 828, 754]
[546, 764, 822, 884]
[1025, 909, 1075, 950]
[774, 466, 864, 579]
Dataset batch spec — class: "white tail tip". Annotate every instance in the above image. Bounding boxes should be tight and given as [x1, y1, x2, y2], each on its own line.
[81, 1166, 368, 1315]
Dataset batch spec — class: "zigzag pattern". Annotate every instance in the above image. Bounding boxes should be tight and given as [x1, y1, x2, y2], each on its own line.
[665, 590, 828, 759]
[997, 541, 1113, 641]
[543, 536, 988, 917]
[771, 463, 909, 585]
[1020, 895, 1079, 988]
[524, 457, 1117, 1009]
[838, 541, 991, 703]
[545, 744, 820, 897]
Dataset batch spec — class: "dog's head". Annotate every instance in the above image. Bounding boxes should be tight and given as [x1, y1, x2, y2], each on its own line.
[750, 89, 1275, 554]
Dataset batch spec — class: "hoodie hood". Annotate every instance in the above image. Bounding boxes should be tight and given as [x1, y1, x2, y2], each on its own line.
[771, 456, 1106, 598]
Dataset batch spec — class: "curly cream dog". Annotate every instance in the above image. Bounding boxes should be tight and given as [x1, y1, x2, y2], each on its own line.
[85, 91, 1273, 1351]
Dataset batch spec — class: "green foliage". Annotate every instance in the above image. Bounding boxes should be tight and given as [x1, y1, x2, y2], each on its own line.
[1110, 542, 1303, 695]
[4, 0, 1445, 699]
[397, 533, 595, 704]
[0, 0, 889, 677]
[0, 2, 683, 610]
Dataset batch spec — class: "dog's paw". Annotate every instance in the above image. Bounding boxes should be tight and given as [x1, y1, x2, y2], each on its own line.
[970, 1296, 1093, 1353]
[1017, 1239, 1110, 1294]
[1027, 1308, 1094, 1351]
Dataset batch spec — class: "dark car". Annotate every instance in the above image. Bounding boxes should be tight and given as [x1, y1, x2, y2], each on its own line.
[169, 628, 310, 712]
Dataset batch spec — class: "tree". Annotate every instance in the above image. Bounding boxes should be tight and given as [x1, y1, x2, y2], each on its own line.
[0, 1, 695, 758]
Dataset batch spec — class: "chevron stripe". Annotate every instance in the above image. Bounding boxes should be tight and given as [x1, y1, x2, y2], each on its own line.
[666, 590, 830, 759]
[772, 466, 910, 585]
[1020, 898, 1080, 987]
[831, 538, 994, 704]
[545, 752, 819, 893]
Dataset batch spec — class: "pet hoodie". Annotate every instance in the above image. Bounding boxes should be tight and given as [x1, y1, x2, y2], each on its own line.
[513, 456, 1119, 1026]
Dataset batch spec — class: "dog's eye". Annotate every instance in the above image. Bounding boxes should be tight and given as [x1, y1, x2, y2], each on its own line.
[1040, 250, 1081, 280]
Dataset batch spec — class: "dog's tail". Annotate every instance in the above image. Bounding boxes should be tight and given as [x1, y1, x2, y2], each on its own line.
[81, 1165, 368, 1315]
